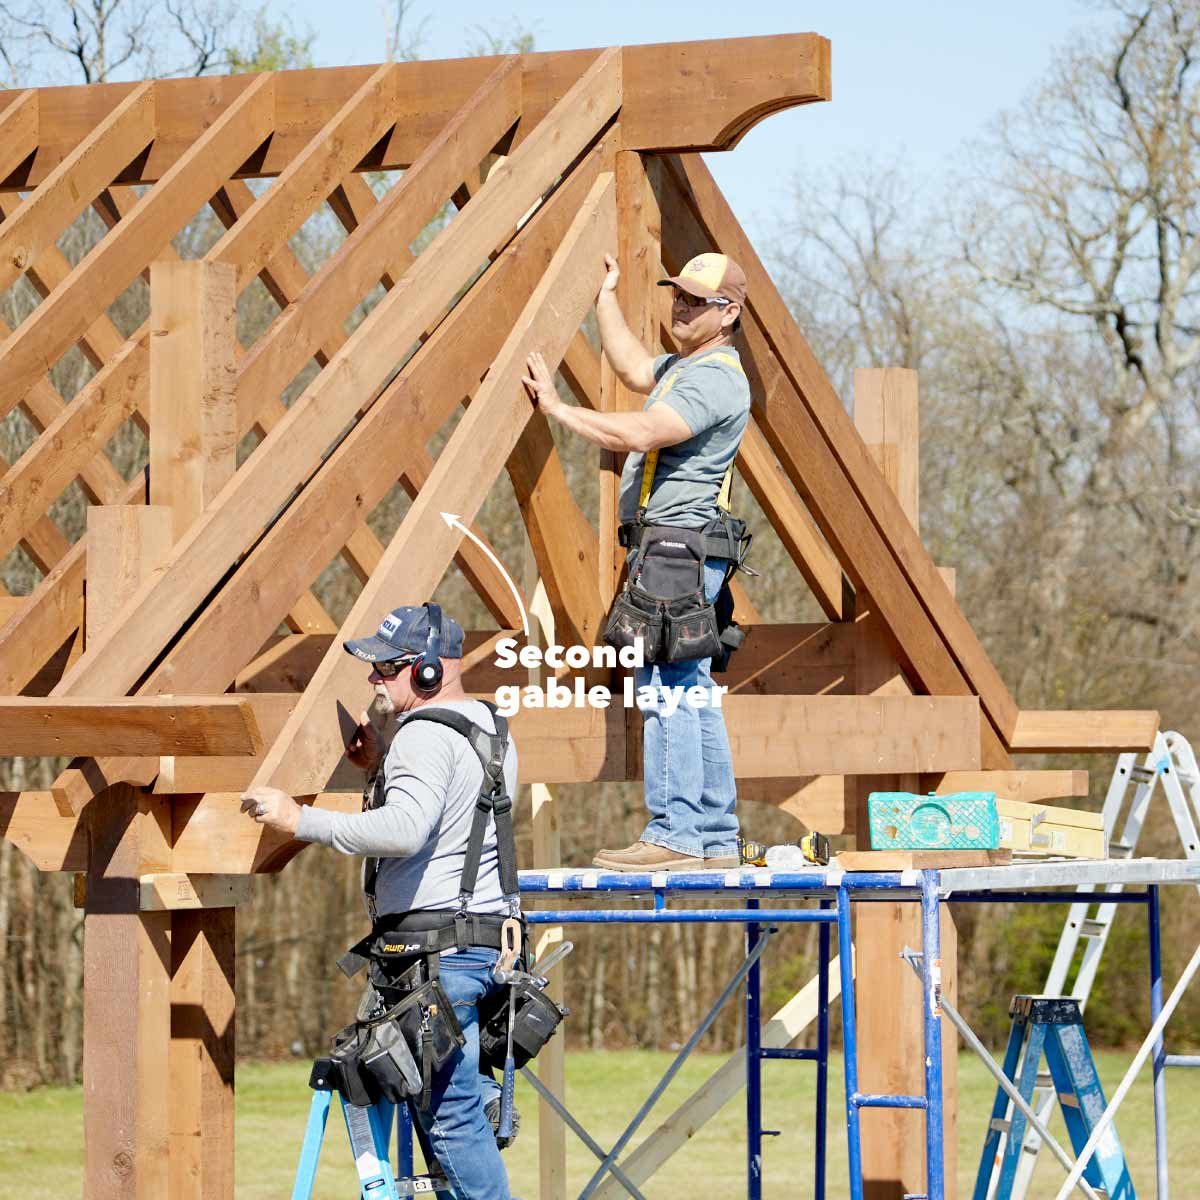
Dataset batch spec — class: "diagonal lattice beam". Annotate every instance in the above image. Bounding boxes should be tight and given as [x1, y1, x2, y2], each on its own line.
[256, 171, 617, 796]
[52, 49, 619, 703]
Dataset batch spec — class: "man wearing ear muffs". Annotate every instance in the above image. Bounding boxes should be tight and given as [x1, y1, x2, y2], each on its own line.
[242, 602, 520, 1200]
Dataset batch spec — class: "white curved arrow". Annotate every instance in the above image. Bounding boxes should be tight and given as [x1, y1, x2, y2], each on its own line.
[441, 512, 530, 637]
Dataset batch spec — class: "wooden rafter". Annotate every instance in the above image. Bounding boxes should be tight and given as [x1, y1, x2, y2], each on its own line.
[663, 152, 1022, 744]
[0, 72, 276, 423]
[2, 36, 830, 189]
[0, 82, 155, 296]
[255, 170, 620, 796]
[0, 696, 261, 756]
[0, 89, 37, 180]
[52, 49, 619, 703]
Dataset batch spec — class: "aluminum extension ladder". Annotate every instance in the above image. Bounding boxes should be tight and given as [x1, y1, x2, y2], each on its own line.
[975, 995, 1135, 1200]
[1008, 731, 1200, 1200]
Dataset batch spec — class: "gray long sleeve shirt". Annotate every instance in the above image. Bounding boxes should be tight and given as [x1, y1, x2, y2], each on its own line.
[295, 699, 518, 916]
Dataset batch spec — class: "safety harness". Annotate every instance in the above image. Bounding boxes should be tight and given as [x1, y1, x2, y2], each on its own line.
[337, 702, 519, 979]
[616, 348, 753, 570]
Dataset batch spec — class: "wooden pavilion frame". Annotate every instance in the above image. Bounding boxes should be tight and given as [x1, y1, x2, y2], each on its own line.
[0, 34, 1160, 1199]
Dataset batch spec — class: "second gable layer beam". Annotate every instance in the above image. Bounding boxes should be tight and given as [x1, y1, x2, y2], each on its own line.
[254, 172, 619, 797]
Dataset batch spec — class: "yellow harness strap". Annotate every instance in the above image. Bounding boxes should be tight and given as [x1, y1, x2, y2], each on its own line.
[638, 351, 746, 514]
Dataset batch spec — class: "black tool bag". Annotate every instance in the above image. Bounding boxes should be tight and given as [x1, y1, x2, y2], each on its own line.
[313, 973, 465, 1108]
[602, 525, 724, 664]
[477, 978, 568, 1072]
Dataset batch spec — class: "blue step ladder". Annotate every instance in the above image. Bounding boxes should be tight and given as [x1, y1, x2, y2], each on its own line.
[974, 995, 1134, 1200]
[291, 1085, 452, 1200]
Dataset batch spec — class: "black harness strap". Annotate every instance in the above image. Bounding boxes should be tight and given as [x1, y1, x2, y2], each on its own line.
[388, 703, 518, 913]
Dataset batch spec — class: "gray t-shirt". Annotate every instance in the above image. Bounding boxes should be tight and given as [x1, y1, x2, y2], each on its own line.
[295, 699, 518, 916]
[618, 347, 751, 529]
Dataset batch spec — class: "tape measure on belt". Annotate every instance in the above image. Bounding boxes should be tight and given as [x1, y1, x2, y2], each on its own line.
[638, 350, 746, 515]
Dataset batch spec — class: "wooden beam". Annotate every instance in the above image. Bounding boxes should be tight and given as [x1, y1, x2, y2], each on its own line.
[0, 697, 263, 757]
[2, 36, 830, 188]
[664, 152, 1020, 749]
[0, 335, 148, 567]
[139, 873, 252, 911]
[231, 57, 520, 435]
[0, 89, 37, 181]
[254, 170, 619, 797]
[0, 791, 88, 871]
[0, 72, 275, 423]
[85, 505, 173, 649]
[145, 137, 611, 704]
[82, 783, 172, 1200]
[506, 416, 604, 649]
[0, 473, 144, 698]
[149, 261, 238, 537]
[208, 62, 406, 289]
[921, 770, 1090, 802]
[1009, 710, 1159, 754]
[599, 151, 661, 600]
[150, 691, 978, 802]
[54, 54, 618, 705]
[169, 904, 236, 1199]
[0, 82, 154, 296]
[736, 418, 844, 620]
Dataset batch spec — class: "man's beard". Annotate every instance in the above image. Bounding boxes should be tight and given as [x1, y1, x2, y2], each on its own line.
[370, 683, 396, 718]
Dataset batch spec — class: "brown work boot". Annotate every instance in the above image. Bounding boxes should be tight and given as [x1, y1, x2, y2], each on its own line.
[703, 853, 740, 869]
[592, 841, 705, 872]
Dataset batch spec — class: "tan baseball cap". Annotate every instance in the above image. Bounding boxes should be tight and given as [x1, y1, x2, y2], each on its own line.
[659, 253, 747, 306]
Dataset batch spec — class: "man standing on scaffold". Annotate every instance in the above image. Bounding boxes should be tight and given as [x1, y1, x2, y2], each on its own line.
[524, 250, 753, 872]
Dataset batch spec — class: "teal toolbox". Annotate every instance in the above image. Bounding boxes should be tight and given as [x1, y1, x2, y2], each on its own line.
[867, 791, 1000, 851]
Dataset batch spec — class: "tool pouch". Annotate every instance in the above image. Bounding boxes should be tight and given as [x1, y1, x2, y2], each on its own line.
[477, 980, 568, 1072]
[602, 526, 722, 664]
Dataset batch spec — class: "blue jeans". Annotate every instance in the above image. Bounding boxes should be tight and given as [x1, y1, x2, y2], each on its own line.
[411, 947, 510, 1200]
[636, 558, 739, 857]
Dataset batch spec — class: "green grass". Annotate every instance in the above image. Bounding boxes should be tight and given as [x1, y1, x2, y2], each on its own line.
[1, 1050, 1197, 1197]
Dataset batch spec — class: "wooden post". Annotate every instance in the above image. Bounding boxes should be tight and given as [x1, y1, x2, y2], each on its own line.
[851, 368, 958, 1198]
[149, 258, 240, 1200]
[149, 260, 238, 538]
[527, 562, 567, 1200]
[599, 151, 661, 603]
[83, 505, 173, 1200]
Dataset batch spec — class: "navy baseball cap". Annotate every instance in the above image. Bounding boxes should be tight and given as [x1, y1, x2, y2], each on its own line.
[343, 605, 465, 663]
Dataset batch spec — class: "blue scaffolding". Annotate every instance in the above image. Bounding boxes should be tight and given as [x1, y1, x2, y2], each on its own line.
[517, 857, 1200, 1200]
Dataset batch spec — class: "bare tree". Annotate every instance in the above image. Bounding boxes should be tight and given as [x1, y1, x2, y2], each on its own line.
[0, 0, 307, 83]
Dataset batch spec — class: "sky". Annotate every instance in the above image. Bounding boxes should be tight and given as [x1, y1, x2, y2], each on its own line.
[285, 0, 1111, 241]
